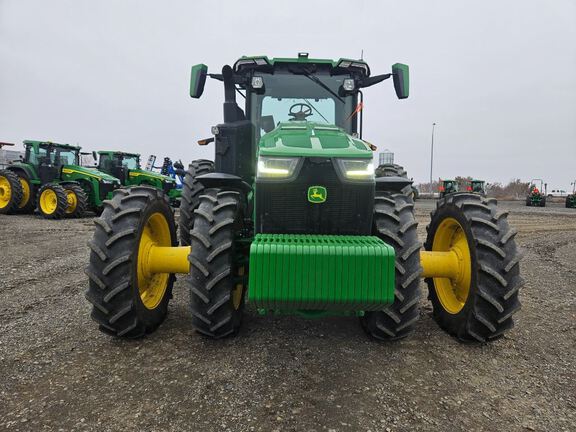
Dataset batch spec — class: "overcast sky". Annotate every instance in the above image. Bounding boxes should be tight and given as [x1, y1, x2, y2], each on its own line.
[1, 0, 575, 187]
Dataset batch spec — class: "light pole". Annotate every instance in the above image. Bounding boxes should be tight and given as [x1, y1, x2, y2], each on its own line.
[430, 122, 436, 193]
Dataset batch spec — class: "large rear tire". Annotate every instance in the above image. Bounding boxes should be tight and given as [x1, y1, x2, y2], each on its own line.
[188, 189, 247, 338]
[37, 183, 68, 219]
[179, 160, 214, 246]
[85, 186, 176, 337]
[0, 170, 24, 215]
[361, 190, 422, 340]
[425, 192, 523, 342]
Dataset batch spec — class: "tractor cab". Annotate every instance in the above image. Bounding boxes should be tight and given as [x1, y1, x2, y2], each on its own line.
[23, 141, 80, 183]
[439, 179, 458, 198]
[468, 179, 486, 195]
[97, 151, 141, 184]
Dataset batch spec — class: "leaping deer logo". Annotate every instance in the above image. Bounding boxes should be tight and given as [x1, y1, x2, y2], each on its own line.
[308, 186, 327, 203]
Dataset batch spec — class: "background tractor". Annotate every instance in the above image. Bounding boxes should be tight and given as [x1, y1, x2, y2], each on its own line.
[374, 151, 419, 199]
[438, 179, 458, 198]
[566, 181, 576, 209]
[0, 140, 120, 218]
[467, 179, 486, 195]
[86, 54, 522, 344]
[526, 178, 546, 207]
[96, 151, 180, 205]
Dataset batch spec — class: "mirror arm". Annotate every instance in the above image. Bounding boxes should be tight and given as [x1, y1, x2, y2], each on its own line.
[359, 73, 391, 88]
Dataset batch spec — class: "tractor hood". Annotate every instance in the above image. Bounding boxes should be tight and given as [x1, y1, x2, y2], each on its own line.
[64, 165, 121, 183]
[128, 169, 176, 183]
[258, 122, 373, 158]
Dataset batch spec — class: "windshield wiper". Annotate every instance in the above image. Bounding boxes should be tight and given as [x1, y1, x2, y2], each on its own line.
[303, 98, 329, 123]
[289, 67, 345, 104]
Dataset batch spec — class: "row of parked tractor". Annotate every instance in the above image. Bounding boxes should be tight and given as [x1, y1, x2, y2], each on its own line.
[0, 140, 187, 218]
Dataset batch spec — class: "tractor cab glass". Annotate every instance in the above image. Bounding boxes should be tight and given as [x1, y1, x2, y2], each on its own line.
[24, 144, 47, 165]
[55, 148, 79, 166]
[249, 72, 357, 139]
[121, 155, 140, 170]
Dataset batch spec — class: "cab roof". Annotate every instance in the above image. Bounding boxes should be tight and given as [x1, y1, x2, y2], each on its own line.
[234, 53, 371, 76]
[98, 151, 140, 158]
[24, 140, 81, 151]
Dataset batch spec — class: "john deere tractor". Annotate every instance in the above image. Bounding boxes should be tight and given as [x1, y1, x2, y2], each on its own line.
[95, 151, 180, 205]
[439, 179, 459, 198]
[85, 54, 522, 343]
[0, 140, 120, 218]
[526, 179, 546, 207]
[566, 181, 576, 209]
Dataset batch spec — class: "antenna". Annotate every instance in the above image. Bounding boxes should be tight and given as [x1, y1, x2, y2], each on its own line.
[360, 49, 364, 60]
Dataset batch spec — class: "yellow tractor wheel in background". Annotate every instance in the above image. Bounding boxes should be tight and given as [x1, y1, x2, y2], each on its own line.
[15, 175, 36, 214]
[62, 183, 88, 218]
[424, 192, 523, 342]
[0, 170, 24, 215]
[37, 183, 68, 219]
[85, 186, 177, 338]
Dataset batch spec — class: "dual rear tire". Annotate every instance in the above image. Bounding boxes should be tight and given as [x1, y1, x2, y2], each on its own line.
[37, 183, 88, 219]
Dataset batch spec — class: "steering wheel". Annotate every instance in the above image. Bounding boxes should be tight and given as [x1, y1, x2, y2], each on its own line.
[288, 103, 313, 121]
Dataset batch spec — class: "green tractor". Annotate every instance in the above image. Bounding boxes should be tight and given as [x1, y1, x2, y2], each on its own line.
[85, 54, 522, 343]
[439, 179, 459, 198]
[95, 151, 180, 205]
[0, 140, 121, 218]
[467, 179, 486, 195]
[566, 181, 576, 209]
[526, 178, 546, 207]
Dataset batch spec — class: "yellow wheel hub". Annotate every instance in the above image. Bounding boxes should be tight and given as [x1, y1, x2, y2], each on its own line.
[422, 217, 472, 314]
[65, 190, 78, 214]
[18, 178, 31, 208]
[39, 189, 58, 214]
[0, 176, 11, 209]
[137, 212, 173, 310]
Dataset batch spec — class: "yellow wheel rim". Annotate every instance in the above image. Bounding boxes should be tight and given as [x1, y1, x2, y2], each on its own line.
[65, 190, 78, 214]
[232, 266, 245, 310]
[0, 176, 11, 209]
[39, 189, 58, 214]
[18, 178, 31, 208]
[432, 217, 472, 314]
[137, 212, 171, 309]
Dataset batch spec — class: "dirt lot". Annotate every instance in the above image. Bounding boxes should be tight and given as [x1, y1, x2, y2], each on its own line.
[0, 199, 575, 432]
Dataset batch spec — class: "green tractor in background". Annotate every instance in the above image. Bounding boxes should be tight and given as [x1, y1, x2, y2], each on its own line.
[0, 140, 120, 218]
[467, 179, 486, 196]
[85, 53, 522, 344]
[439, 179, 459, 198]
[566, 181, 576, 209]
[526, 178, 546, 207]
[95, 151, 180, 205]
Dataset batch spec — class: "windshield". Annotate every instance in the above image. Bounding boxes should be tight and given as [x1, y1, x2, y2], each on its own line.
[55, 149, 79, 165]
[122, 155, 139, 170]
[249, 72, 357, 139]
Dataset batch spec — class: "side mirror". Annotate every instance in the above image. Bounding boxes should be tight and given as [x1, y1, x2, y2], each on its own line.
[92, 151, 97, 161]
[190, 64, 208, 99]
[392, 63, 409, 99]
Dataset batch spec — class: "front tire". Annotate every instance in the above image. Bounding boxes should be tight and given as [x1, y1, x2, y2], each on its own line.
[425, 193, 523, 342]
[361, 190, 422, 340]
[188, 189, 247, 338]
[37, 183, 68, 219]
[62, 183, 88, 218]
[179, 160, 214, 246]
[85, 186, 177, 337]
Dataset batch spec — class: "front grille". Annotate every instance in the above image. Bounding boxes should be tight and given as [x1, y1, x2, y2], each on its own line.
[256, 158, 374, 235]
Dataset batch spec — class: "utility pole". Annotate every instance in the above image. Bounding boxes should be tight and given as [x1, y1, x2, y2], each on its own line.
[430, 123, 436, 193]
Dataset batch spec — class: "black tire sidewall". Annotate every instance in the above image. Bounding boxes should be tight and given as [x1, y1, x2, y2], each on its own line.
[425, 201, 480, 334]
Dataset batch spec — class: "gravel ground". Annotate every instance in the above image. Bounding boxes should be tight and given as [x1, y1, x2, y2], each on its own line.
[0, 199, 575, 432]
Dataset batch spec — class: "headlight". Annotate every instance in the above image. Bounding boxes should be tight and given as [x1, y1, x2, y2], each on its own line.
[257, 156, 299, 179]
[336, 158, 375, 180]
